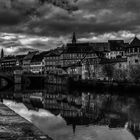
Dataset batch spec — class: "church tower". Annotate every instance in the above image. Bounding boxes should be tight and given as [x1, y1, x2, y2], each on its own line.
[72, 32, 77, 44]
[1, 48, 4, 58]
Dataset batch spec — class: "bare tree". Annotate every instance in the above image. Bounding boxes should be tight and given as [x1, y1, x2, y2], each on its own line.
[129, 65, 140, 83]
[113, 69, 128, 81]
[102, 64, 114, 81]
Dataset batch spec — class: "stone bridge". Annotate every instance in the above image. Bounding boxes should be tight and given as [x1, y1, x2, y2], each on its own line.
[0, 72, 14, 85]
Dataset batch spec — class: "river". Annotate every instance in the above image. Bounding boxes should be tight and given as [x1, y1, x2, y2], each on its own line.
[0, 83, 140, 140]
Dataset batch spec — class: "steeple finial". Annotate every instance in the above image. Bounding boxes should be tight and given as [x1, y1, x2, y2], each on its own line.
[72, 32, 76, 44]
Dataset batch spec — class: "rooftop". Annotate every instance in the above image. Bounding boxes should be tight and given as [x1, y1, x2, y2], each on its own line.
[31, 51, 50, 63]
[65, 42, 109, 53]
[45, 48, 64, 57]
[108, 40, 125, 51]
[0, 55, 16, 62]
[23, 51, 38, 60]
[130, 36, 140, 47]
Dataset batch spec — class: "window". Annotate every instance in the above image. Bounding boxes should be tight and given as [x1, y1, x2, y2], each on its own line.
[119, 63, 122, 68]
[130, 48, 133, 53]
[135, 48, 137, 52]
[135, 59, 139, 63]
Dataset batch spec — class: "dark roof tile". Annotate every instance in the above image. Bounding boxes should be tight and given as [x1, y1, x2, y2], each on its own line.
[31, 51, 49, 62]
[65, 42, 109, 53]
[130, 37, 140, 47]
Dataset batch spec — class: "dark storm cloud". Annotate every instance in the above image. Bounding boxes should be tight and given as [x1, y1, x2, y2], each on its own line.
[8, 0, 138, 38]
[0, 0, 140, 36]
[1, 0, 140, 54]
[0, 10, 21, 25]
[78, 0, 140, 12]
[0, 0, 78, 25]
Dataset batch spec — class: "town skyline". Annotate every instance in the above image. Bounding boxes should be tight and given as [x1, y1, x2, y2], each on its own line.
[0, 32, 139, 55]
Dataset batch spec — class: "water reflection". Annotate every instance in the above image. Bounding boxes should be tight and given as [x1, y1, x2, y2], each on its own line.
[0, 84, 140, 140]
[0, 78, 8, 91]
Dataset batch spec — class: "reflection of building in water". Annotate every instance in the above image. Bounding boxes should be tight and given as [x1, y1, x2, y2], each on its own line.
[82, 92, 91, 108]
[24, 102, 39, 111]
[44, 84, 68, 95]
[43, 94, 78, 112]
[21, 92, 44, 109]
[30, 92, 44, 108]
[14, 84, 21, 92]
[2, 87, 140, 139]
[0, 78, 8, 87]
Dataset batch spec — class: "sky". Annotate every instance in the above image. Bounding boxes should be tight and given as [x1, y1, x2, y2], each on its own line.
[0, 0, 140, 54]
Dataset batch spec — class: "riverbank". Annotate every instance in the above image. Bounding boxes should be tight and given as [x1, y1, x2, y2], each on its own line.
[0, 102, 52, 140]
[68, 79, 140, 93]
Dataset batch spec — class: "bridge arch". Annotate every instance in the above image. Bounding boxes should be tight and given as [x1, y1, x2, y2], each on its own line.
[0, 73, 14, 87]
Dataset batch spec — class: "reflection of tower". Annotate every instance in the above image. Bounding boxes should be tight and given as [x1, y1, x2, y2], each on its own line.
[72, 124, 76, 134]
[87, 92, 91, 111]
[1, 48, 4, 58]
[72, 32, 77, 44]
[82, 92, 91, 109]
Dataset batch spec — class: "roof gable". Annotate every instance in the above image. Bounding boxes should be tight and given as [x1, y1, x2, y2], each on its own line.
[130, 36, 140, 47]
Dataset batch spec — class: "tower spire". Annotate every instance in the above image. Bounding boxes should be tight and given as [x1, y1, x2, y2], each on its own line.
[1, 48, 4, 58]
[72, 32, 76, 44]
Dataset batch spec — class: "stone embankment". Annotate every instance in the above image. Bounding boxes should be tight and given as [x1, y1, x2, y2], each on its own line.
[0, 102, 52, 140]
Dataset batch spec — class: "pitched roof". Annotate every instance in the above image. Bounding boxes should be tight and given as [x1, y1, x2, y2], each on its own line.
[0, 55, 16, 61]
[31, 51, 49, 62]
[45, 48, 63, 57]
[65, 42, 109, 53]
[108, 40, 125, 51]
[130, 36, 140, 47]
[23, 51, 38, 60]
[16, 55, 26, 60]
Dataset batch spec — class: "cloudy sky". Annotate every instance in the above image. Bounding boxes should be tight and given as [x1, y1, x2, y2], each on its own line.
[0, 0, 140, 54]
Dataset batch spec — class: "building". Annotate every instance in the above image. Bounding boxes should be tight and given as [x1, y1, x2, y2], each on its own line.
[30, 51, 49, 74]
[0, 56, 16, 71]
[22, 51, 38, 73]
[59, 33, 129, 80]
[59, 33, 108, 79]
[16, 54, 26, 67]
[105, 40, 126, 59]
[125, 36, 140, 65]
[0, 55, 25, 72]
[44, 48, 64, 75]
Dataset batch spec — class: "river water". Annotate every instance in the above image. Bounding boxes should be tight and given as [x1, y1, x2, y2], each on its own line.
[0, 83, 140, 140]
